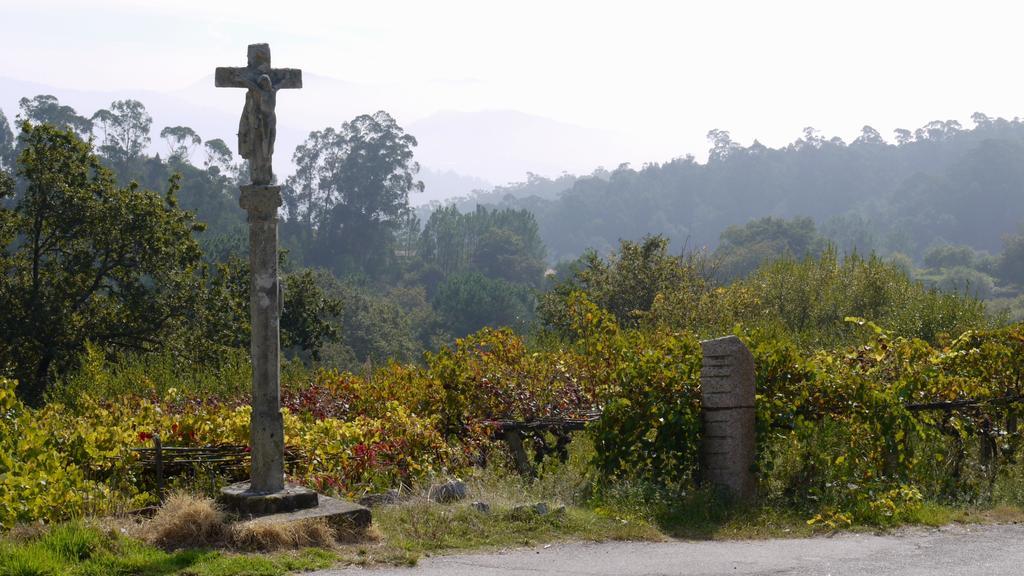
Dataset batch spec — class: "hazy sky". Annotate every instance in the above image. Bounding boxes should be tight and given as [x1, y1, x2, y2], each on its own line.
[4, 0, 1024, 171]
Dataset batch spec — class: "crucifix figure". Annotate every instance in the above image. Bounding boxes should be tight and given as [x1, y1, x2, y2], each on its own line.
[215, 43, 302, 185]
[215, 44, 307, 502]
[212, 45, 370, 525]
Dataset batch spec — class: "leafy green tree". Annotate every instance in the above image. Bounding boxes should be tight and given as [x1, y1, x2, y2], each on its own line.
[930, 266, 996, 300]
[0, 124, 203, 404]
[418, 205, 546, 286]
[714, 217, 828, 280]
[539, 236, 706, 331]
[160, 126, 202, 162]
[203, 138, 235, 176]
[707, 129, 741, 162]
[284, 111, 423, 277]
[199, 257, 344, 363]
[432, 272, 534, 337]
[17, 95, 92, 137]
[91, 100, 152, 164]
[0, 109, 14, 173]
[999, 231, 1024, 287]
[852, 125, 885, 146]
[470, 227, 545, 287]
[281, 269, 343, 361]
[923, 244, 977, 270]
[732, 250, 988, 346]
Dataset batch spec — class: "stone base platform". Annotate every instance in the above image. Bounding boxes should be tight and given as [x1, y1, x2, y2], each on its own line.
[239, 494, 372, 531]
[220, 482, 319, 515]
[219, 482, 372, 530]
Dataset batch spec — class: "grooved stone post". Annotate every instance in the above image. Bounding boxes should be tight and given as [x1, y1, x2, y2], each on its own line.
[700, 335, 757, 501]
[240, 184, 284, 494]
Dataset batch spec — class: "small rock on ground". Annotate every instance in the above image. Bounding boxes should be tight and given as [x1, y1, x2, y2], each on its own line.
[428, 480, 467, 503]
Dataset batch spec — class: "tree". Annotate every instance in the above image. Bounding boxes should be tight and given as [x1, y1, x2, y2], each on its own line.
[853, 125, 885, 146]
[203, 138, 234, 175]
[91, 100, 152, 163]
[714, 217, 828, 280]
[0, 124, 203, 404]
[707, 129, 740, 162]
[17, 95, 92, 137]
[470, 227, 545, 287]
[0, 109, 14, 172]
[160, 126, 202, 162]
[417, 204, 546, 287]
[280, 269, 343, 361]
[923, 244, 978, 270]
[285, 111, 423, 276]
[199, 257, 344, 363]
[999, 231, 1024, 287]
[432, 272, 534, 337]
[539, 236, 707, 331]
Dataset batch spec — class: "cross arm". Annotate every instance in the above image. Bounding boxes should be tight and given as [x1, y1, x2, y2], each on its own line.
[215, 67, 302, 89]
[215, 67, 250, 88]
[269, 68, 302, 89]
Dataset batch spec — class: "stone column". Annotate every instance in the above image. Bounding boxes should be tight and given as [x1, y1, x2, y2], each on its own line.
[239, 184, 284, 494]
[700, 335, 757, 501]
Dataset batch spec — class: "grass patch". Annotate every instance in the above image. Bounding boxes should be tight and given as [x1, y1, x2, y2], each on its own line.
[374, 500, 663, 555]
[0, 522, 337, 576]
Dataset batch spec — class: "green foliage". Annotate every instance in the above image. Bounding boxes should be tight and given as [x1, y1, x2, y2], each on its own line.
[417, 204, 546, 287]
[90, 100, 153, 164]
[160, 126, 202, 162]
[750, 321, 1024, 522]
[0, 109, 14, 173]
[0, 377, 118, 530]
[192, 257, 343, 363]
[202, 138, 235, 176]
[714, 216, 828, 280]
[0, 124, 204, 404]
[924, 244, 981, 270]
[432, 273, 535, 337]
[923, 266, 997, 300]
[422, 325, 601, 434]
[285, 111, 422, 278]
[999, 230, 1024, 287]
[463, 116, 1024, 267]
[281, 269, 343, 361]
[17, 95, 92, 137]
[539, 236, 708, 332]
[589, 328, 702, 489]
[728, 251, 990, 346]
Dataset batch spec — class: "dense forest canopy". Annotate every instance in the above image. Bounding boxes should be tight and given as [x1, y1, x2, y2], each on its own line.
[449, 115, 1024, 264]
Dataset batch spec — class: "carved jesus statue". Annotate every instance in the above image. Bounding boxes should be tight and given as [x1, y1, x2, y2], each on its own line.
[215, 44, 301, 186]
[239, 73, 278, 184]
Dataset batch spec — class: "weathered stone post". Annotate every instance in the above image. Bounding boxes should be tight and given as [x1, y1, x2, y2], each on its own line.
[700, 335, 757, 501]
[215, 42, 370, 526]
[240, 184, 285, 493]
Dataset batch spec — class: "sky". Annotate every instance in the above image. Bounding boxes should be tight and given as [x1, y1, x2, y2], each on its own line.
[3, 0, 1024, 188]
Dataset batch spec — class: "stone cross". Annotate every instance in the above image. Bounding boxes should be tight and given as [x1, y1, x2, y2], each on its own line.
[215, 43, 302, 185]
[700, 335, 757, 501]
[215, 44, 300, 498]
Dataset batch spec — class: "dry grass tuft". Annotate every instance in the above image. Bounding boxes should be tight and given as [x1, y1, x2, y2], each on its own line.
[133, 490, 376, 553]
[228, 518, 335, 551]
[137, 491, 226, 550]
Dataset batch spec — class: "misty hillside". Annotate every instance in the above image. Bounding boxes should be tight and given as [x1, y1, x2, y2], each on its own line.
[455, 116, 1024, 263]
[0, 77, 634, 190]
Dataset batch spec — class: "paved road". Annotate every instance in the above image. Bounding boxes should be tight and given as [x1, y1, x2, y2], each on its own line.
[315, 523, 1024, 576]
